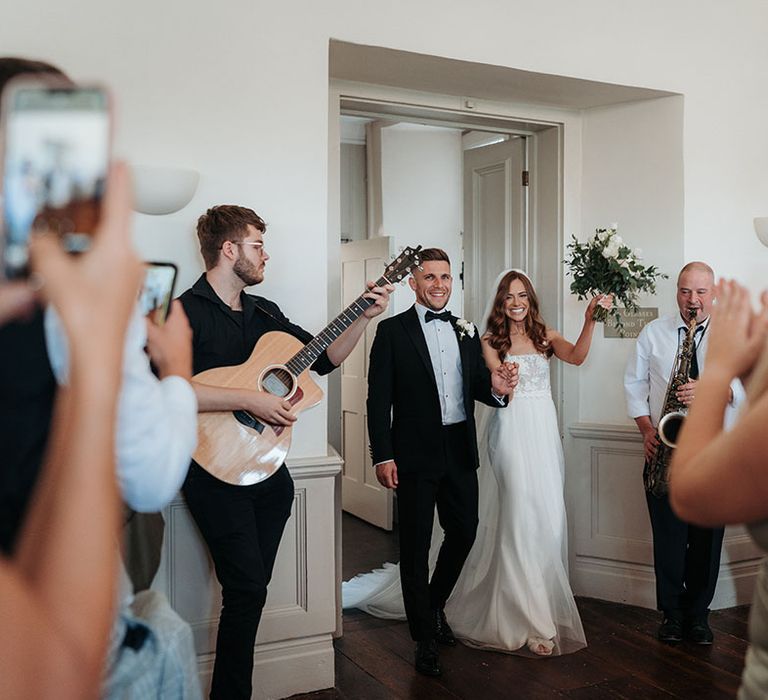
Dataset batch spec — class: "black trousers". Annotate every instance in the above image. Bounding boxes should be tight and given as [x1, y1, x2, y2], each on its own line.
[646, 491, 724, 619]
[183, 463, 294, 700]
[396, 422, 479, 641]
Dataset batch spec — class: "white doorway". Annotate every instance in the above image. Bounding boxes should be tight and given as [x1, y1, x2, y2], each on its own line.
[333, 99, 562, 531]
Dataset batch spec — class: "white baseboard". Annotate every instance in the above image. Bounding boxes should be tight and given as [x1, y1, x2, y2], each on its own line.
[572, 556, 760, 610]
[197, 634, 335, 700]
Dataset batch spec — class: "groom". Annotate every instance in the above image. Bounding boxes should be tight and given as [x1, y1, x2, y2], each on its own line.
[367, 248, 516, 676]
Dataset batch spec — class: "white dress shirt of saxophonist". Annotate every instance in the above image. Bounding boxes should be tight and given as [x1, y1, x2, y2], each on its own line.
[625, 261, 745, 461]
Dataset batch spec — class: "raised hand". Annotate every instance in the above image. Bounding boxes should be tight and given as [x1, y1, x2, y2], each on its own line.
[145, 300, 193, 380]
[29, 162, 142, 366]
[707, 280, 768, 382]
[586, 293, 613, 321]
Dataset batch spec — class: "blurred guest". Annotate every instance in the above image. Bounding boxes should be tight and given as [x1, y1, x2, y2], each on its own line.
[0, 161, 142, 699]
[670, 279, 768, 700]
[0, 57, 201, 699]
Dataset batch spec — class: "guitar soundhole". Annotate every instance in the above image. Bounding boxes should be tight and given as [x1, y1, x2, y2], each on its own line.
[261, 367, 294, 398]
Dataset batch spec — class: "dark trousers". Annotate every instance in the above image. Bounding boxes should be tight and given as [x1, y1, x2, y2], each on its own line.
[646, 491, 724, 619]
[183, 463, 295, 700]
[396, 422, 479, 641]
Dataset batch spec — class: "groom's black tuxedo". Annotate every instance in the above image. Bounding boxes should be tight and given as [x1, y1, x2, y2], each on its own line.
[366, 305, 504, 641]
[367, 306, 501, 473]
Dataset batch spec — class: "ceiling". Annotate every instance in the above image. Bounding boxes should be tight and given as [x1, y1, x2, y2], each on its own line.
[330, 41, 677, 110]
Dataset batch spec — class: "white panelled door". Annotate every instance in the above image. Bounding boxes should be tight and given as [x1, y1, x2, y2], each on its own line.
[462, 137, 528, 324]
[340, 236, 394, 529]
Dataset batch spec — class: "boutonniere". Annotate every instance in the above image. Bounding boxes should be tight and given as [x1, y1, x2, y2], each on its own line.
[455, 318, 476, 340]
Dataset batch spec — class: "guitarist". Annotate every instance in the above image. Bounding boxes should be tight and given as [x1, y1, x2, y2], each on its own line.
[178, 205, 392, 700]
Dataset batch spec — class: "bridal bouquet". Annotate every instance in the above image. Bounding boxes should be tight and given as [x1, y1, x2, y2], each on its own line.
[565, 224, 667, 334]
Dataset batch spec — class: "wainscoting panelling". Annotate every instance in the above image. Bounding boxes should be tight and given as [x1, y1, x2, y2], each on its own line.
[566, 423, 761, 610]
[154, 450, 342, 700]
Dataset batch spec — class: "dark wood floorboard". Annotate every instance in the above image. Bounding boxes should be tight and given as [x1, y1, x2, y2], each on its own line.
[341, 512, 399, 581]
[290, 514, 750, 699]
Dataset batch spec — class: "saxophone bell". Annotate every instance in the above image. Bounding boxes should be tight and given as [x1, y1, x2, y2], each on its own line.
[658, 410, 686, 448]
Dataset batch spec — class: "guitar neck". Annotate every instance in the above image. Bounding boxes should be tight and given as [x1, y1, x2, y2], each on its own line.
[285, 274, 390, 375]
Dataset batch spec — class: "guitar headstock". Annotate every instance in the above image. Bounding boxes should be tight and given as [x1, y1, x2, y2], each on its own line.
[383, 246, 422, 284]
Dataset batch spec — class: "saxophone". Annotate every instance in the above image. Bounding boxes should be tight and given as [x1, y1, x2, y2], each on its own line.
[643, 309, 698, 497]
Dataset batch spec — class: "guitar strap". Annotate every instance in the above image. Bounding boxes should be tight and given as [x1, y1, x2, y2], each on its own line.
[251, 299, 305, 338]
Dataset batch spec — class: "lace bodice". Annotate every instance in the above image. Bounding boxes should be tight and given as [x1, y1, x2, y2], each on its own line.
[506, 353, 551, 398]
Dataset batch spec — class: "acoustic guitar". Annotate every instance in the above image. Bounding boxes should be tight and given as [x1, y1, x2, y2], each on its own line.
[193, 246, 422, 485]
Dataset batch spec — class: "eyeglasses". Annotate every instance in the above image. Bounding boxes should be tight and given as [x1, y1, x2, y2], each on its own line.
[233, 241, 265, 252]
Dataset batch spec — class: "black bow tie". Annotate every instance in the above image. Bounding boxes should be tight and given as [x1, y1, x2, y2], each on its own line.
[425, 310, 452, 323]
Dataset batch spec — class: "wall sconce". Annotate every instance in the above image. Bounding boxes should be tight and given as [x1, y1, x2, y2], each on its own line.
[132, 165, 200, 215]
[755, 217, 768, 247]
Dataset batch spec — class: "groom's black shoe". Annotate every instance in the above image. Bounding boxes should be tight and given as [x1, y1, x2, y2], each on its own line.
[414, 640, 442, 677]
[433, 608, 457, 646]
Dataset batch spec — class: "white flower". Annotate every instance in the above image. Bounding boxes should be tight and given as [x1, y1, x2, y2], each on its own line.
[609, 222, 618, 231]
[619, 259, 630, 268]
[613, 235, 623, 247]
[455, 318, 475, 339]
[603, 240, 620, 259]
[598, 229, 612, 242]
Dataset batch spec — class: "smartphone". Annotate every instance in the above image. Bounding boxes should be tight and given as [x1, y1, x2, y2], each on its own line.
[0, 78, 111, 279]
[139, 262, 178, 325]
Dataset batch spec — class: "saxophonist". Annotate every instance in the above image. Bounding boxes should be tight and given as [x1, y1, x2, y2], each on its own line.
[624, 262, 745, 645]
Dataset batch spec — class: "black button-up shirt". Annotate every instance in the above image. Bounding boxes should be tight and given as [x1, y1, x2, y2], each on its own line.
[179, 273, 336, 377]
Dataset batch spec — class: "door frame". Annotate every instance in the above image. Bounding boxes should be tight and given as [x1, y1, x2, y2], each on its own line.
[328, 83, 567, 441]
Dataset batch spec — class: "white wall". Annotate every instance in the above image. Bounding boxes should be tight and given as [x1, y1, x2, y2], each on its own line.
[379, 123, 463, 315]
[4, 0, 767, 459]
[575, 96, 685, 424]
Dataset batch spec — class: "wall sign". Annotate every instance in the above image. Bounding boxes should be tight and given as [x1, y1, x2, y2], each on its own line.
[603, 307, 659, 338]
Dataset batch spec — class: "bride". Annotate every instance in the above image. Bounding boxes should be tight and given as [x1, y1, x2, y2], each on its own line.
[344, 269, 609, 657]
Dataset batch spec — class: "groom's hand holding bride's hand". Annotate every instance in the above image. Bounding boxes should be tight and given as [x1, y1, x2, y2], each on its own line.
[375, 460, 398, 489]
[492, 361, 519, 396]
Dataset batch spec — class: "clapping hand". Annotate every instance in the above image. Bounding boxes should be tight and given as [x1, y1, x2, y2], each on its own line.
[707, 280, 768, 385]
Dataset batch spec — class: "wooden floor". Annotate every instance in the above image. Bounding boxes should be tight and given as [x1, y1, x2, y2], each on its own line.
[292, 514, 750, 699]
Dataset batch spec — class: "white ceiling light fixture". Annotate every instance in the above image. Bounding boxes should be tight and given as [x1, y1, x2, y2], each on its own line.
[754, 217, 768, 247]
[132, 165, 200, 216]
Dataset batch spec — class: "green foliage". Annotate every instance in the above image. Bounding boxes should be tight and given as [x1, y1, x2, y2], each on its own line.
[564, 225, 667, 335]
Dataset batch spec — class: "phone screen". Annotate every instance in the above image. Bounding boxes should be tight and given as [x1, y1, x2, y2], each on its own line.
[139, 262, 178, 325]
[1, 83, 110, 278]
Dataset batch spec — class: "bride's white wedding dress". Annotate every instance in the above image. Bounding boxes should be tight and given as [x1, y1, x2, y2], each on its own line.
[343, 353, 586, 656]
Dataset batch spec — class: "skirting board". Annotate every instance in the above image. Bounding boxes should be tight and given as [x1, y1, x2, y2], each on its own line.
[197, 634, 334, 700]
[572, 556, 760, 610]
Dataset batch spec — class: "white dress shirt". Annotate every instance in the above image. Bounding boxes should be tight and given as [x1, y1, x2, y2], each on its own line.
[624, 312, 744, 429]
[45, 305, 198, 512]
[415, 303, 466, 425]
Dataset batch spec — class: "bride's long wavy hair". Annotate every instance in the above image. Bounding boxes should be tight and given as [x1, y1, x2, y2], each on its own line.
[484, 271, 552, 359]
